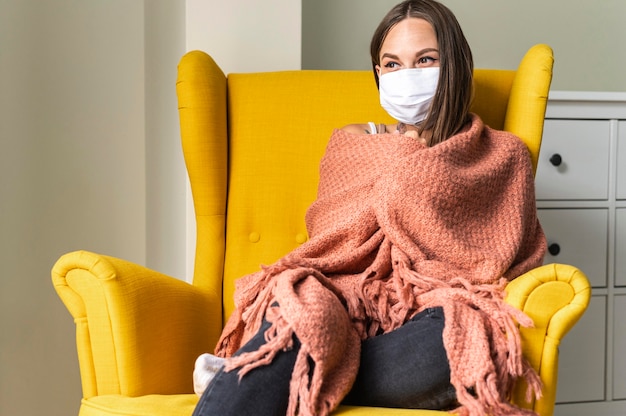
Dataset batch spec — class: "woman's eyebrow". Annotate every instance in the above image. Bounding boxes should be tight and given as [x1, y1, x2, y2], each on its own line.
[381, 52, 400, 61]
[417, 48, 439, 55]
[381, 48, 439, 61]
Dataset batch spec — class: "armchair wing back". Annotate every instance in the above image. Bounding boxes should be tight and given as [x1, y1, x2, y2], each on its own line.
[51, 44, 590, 416]
[178, 44, 554, 330]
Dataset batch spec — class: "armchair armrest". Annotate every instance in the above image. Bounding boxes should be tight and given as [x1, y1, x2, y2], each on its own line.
[505, 263, 591, 416]
[51, 250, 222, 399]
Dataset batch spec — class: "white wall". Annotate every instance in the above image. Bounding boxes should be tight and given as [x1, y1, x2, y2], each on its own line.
[145, 0, 187, 280]
[0, 1, 147, 414]
[302, 0, 626, 92]
[186, 0, 302, 74]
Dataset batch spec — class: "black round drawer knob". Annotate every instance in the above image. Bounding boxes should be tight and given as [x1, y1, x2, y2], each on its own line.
[548, 243, 561, 256]
[549, 153, 562, 166]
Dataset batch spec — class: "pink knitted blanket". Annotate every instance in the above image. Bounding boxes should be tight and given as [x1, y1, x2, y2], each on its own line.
[216, 114, 547, 416]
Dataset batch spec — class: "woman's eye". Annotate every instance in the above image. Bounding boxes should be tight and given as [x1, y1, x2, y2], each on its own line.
[384, 62, 400, 69]
[418, 56, 438, 65]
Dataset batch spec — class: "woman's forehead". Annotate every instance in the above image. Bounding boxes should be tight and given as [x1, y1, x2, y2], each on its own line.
[381, 18, 438, 55]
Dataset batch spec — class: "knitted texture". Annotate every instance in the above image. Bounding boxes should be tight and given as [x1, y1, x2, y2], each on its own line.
[215, 114, 547, 416]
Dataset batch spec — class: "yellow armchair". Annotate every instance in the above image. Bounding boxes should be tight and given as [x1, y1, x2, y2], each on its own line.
[52, 44, 590, 416]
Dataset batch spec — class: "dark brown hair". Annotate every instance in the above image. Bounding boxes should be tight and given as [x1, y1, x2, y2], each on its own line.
[371, 0, 473, 145]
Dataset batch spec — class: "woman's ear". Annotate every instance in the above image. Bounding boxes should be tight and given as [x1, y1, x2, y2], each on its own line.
[375, 65, 381, 77]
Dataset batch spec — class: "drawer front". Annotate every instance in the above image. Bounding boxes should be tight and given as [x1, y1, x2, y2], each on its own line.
[614, 208, 626, 287]
[617, 121, 626, 199]
[536, 119, 610, 200]
[538, 208, 608, 287]
[615, 295, 626, 400]
[556, 295, 607, 404]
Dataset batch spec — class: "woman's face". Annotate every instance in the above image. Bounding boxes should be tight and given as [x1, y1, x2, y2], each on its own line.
[376, 18, 440, 77]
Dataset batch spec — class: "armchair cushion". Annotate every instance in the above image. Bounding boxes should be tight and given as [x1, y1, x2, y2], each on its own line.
[79, 395, 444, 416]
[78, 395, 198, 416]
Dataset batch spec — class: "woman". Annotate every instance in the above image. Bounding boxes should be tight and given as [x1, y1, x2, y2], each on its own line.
[192, 1, 546, 415]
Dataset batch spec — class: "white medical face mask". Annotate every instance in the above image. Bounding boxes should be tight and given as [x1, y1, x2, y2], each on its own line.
[378, 67, 440, 125]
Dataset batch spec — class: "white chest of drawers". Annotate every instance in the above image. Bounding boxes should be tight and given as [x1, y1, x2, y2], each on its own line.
[537, 91, 626, 415]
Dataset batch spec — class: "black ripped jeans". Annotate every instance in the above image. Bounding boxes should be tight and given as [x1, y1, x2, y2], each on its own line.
[192, 307, 456, 416]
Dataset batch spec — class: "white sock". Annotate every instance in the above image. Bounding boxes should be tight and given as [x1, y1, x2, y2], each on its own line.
[193, 353, 226, 396]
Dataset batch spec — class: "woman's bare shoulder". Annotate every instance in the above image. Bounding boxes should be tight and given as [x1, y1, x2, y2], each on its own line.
[340, 123, 371, 135]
